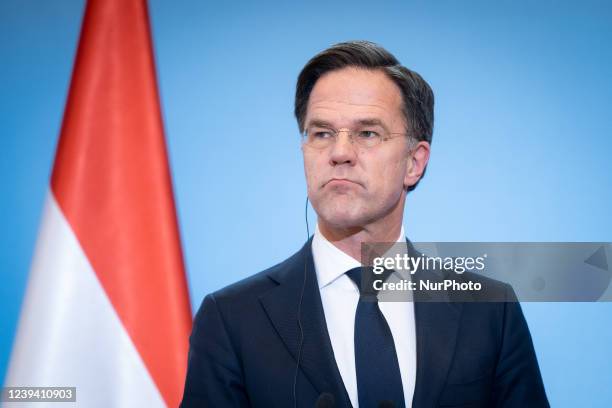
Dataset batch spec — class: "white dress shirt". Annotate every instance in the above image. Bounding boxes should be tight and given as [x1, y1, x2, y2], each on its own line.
[312, 224, 417, 408]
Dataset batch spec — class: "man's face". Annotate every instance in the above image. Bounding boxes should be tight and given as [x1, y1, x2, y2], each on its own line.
[302, 67, 417, 230]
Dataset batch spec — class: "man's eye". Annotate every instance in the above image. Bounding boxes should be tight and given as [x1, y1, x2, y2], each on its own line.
[314, 131, 333, 139]
[358, 130, 380, 139]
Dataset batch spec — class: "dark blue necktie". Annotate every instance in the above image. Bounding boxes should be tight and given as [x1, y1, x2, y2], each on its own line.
[346, 267, 405, 408]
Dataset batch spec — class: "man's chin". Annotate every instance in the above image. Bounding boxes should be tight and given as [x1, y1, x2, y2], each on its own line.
[316, 209, 369, 231]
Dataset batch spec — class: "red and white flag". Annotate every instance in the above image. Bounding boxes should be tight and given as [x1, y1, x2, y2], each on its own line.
[5, 0, 192, 406]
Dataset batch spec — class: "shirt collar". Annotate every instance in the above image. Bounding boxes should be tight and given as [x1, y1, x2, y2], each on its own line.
[312, 223, 406, 289]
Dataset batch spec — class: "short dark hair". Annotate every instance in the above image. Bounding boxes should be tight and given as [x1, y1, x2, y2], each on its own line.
[294, 40, 434, 145]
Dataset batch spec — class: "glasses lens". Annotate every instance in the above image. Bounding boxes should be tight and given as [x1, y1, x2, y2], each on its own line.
[353, 130, 382, 148]
[304, 127, 335, 148]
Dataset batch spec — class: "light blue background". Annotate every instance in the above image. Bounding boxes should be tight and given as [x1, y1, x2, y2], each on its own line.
[1, 0, 611, 406]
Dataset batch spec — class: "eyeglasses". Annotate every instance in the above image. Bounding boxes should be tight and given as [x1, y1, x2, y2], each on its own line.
[302, 126, 408, 149]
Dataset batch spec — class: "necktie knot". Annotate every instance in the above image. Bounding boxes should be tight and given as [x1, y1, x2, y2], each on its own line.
[345, 267, 364, 288]
[346, 266, 394, 297]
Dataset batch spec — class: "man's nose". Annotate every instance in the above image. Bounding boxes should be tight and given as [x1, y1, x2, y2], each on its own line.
[329, 130, 357, 166]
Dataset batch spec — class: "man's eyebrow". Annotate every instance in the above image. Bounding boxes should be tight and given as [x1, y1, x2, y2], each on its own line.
[306, 118, 389, 129]
[354, 118, 387, 129]
[306, 119, 334, 128]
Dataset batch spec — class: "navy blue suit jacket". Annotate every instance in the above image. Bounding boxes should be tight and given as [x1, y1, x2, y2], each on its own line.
[181, 239, 549, 407]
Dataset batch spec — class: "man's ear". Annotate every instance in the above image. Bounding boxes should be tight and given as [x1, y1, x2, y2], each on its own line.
[404, 141, 431, 190]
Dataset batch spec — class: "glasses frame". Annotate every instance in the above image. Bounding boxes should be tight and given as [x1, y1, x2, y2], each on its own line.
[301, 126, 410, 149]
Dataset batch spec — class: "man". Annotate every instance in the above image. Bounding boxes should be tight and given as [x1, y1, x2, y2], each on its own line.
[181, 41, 549, 407]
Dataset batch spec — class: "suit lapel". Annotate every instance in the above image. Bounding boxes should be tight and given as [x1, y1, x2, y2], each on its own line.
[259, 239, 351, 406]
[411, 298, 462, 406]
[408, 240, 464, 407]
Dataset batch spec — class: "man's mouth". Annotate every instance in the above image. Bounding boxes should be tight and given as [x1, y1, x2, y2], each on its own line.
[323, 178, 362, 188]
